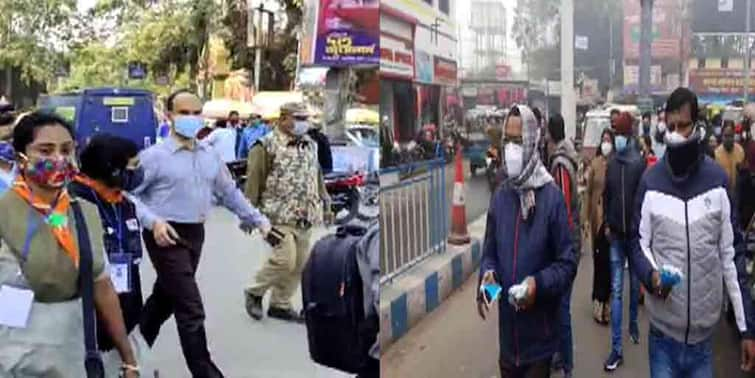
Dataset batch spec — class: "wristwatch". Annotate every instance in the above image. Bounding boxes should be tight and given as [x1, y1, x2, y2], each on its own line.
[120, 363, 140, 377]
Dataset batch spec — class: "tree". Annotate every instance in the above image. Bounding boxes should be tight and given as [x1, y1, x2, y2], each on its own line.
[222, 0, 303, 90]
[60, 0, 220, 94]
[0, 0, 77, 86]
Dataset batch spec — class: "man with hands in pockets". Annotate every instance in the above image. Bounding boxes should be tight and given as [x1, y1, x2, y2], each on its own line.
[477, 105, 578, 378]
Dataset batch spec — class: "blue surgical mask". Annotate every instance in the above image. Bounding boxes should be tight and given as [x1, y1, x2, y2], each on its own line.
[615, 135, 628, 152]
[174, 116, 204, 139]
[293, 120, 310, 136]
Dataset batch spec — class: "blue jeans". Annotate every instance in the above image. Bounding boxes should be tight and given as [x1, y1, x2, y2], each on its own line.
[610, 238, 639, 355]
[648, 326, 712, 378]
[559, 282, 574, 372]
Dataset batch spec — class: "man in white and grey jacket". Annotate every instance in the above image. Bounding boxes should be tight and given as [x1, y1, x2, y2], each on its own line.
[628, 87, 755, 377]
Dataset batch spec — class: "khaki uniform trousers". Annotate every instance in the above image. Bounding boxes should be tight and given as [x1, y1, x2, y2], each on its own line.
[247, 225, 312, 309]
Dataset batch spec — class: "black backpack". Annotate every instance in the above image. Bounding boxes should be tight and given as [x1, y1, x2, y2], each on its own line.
[301, 224, 378, 374]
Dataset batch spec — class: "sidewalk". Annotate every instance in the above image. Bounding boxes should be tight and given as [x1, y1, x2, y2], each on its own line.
[383, 214, 748, 377]
[379, 214, 487, 351]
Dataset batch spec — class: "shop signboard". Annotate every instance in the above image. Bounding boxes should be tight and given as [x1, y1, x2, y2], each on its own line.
[380, 35, 414, 78]
[692, 0, 755, 33]
[415, 50, 433, 84]
[688, 68, 755, 95]
[434, 56, 457, 86]
[623, 0, 680, 59]
[314, 0, 379, 66]
[623, 65, 663, 86]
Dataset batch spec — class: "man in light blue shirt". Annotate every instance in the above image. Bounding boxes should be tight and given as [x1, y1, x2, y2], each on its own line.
[204, 119, 238, 163]
[131, 89, 270, 378]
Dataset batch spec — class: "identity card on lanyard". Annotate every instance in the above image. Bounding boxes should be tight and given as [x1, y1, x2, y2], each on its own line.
[109, 253, 132, 294]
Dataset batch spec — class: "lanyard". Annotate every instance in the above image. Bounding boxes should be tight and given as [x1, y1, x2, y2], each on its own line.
[20, 192, 61, 264]
[91, 189, 124, 254]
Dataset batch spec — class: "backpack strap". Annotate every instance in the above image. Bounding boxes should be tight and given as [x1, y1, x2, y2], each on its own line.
[71, 199, 105, 378]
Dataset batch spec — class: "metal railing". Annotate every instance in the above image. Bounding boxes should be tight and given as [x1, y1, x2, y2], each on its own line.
[379, 158, 448, 284]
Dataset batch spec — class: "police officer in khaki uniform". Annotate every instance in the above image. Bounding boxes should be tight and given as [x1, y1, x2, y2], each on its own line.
[243, 102, 330, 322]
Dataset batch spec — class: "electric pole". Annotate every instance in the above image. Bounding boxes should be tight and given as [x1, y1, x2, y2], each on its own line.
[561, 0, 576, 140]
[745, 0, 751, 104]
[639, 0, 654, 113]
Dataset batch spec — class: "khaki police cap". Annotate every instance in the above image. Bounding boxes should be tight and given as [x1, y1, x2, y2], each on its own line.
[280, 102, 309, 117]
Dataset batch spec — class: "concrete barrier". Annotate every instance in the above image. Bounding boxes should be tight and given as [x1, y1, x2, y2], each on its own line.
[379, 215, 487, 350]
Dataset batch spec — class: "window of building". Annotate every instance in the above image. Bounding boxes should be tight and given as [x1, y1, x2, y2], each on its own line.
[721, 56, 729, 68]
[697, 58, 706, 69]
[439, 0, 449, 14]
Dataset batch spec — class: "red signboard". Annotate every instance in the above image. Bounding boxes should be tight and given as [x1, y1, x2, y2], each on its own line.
[434, 56, 458, 86]
[623, 0, 681, 60]
[688, 68, 755, 95]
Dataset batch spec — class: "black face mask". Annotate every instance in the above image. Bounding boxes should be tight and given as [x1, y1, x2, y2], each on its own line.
[723, 139, 735, 151]
[666, 135, 703, 178]
[109, 166, 144, 191]
[121, 167, 144, 191]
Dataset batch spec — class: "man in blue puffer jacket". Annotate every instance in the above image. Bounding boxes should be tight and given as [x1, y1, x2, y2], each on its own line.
[477, 104, 578, 377]
[628, 87, 755, 377]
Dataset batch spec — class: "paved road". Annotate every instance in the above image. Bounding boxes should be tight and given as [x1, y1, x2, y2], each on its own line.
[137, 209, 349, 378]
[383, 250, 749, 378]
[445, 161, 492, 229]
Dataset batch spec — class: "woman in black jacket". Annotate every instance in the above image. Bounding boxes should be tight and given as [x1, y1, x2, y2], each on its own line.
[69, 134, 146, 353]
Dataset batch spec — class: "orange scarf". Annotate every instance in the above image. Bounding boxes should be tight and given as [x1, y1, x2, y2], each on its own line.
[73, 174, 123, 204]
[12, 178, 78, 267]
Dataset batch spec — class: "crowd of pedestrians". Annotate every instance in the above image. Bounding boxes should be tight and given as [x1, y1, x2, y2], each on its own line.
[479, 87, 755, 378]
[0, 89, 359, 377]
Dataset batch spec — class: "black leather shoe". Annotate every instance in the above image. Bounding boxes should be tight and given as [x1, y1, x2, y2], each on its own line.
[268, 307, 305, 323]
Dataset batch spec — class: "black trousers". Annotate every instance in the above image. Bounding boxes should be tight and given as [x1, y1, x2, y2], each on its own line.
[592, 227, 611, 303]
[98, 266, 143, 351]
[355, 357, 380, 378]
[499, 357, 551, 378]
[140, 223, 224, 378]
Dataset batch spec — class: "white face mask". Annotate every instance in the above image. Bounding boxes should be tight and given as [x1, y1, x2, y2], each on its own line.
[293, 120, 310, 136]
[601, 142, 613, 156]
[750, 124, 755, 138]
[504, 142, 524, 177]
[657, 122, 667, 133]
[666, 131, 687, 145]
[0, 163, 16, 186]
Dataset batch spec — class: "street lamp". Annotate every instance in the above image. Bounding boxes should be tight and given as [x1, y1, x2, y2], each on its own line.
[248, 1, 275, 92]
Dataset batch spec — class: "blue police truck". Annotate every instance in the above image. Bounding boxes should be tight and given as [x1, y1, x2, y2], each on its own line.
[38, 87, 158, 151]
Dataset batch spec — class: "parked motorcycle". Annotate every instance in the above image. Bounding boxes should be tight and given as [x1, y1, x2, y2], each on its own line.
[324, 171, 365, 225]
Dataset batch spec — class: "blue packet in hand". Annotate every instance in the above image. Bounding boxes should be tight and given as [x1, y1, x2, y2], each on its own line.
[481, 283, 502, 305]
[660, 264, 683, 287]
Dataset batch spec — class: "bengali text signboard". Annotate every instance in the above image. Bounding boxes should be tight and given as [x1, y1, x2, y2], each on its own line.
[314, 0, 379, 66]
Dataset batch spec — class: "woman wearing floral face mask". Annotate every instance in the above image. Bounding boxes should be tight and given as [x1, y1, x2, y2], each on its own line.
[0, 112, 138, 377]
